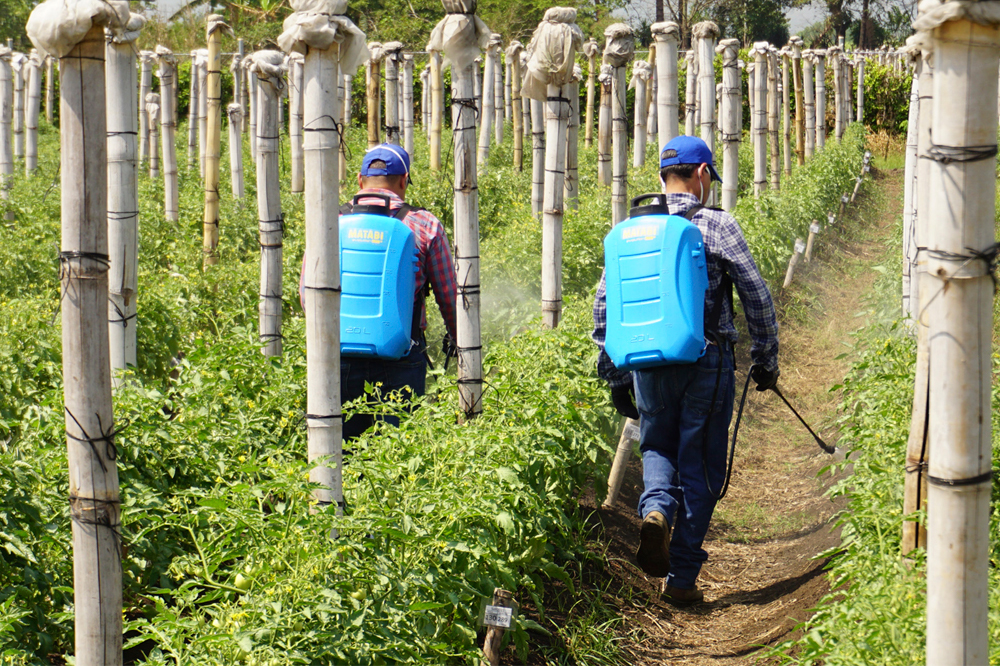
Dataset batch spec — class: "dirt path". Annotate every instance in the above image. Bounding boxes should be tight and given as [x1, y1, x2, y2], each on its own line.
[583, 167, 904, 665]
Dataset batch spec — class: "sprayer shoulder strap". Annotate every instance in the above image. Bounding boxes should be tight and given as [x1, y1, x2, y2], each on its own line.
[681, 204, 732, 335]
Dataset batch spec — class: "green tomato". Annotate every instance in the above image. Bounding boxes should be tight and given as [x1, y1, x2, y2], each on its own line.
[235, 573, 251, 591]
[350, 588, 367, 601]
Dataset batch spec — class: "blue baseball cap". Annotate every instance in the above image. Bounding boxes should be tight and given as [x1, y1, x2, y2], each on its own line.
[361, 143, 413, 183]
[659, 135, 722, 183]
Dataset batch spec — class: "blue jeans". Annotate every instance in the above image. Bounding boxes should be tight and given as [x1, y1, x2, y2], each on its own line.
[341, 345, 427, 441]
[633, 344, 735, 590]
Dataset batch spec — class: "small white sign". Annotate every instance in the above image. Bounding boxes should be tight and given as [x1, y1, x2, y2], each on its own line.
[483, 605, 513, 628]
[841, 194, 849, 203]
[810, 222, 821, 234]
[623, 422, 641, 442]
[794, 238, 806, 254]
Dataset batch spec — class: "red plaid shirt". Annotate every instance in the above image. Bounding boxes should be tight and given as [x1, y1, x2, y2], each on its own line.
[349, 188, 458, 342]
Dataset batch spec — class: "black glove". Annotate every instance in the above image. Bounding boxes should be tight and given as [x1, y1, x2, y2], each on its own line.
[611, 385, 640, 420]
[750, 365, 779, 392]
[442, 332, 456, 360]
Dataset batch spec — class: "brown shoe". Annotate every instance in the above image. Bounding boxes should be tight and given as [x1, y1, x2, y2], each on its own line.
[663, 584, 704, 605]
[635, 511, 671, 578]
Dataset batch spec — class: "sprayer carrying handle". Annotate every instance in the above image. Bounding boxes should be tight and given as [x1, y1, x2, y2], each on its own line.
[628, 193, 671, 219]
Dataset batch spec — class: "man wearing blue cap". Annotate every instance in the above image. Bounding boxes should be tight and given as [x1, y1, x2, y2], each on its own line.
[592, 135, 780, 604]
[301, 144, 458, 440]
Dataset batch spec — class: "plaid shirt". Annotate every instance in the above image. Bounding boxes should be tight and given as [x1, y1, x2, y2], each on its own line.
[300, 188, 458, 343]
[593, 192, 779, 389]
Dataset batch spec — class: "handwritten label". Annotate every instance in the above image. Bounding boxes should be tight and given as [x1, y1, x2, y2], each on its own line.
[483, 605, 513, 628]
[623, 422, 641, 442]
[810, 222, 821, 234]
[794, 239, 806, 254]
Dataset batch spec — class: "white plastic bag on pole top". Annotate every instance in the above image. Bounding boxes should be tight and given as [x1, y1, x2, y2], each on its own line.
[248, 50, 287, 91]
[913, 0, 1000, 30]
[602, 22, 635, 68]
[277, 0, 369, 74]
[583, 37, 600, 62]
[427, 2, 491, 67]
[27, 0, 132, 58]
[521, 7, 584, 101]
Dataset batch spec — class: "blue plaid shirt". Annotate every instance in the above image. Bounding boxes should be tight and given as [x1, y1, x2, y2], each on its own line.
[593, 193, 779, 389]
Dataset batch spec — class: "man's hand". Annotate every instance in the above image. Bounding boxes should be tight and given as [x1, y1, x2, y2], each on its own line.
[442, 332, 456, 360]
[750, 366, 779, 392]
[611, 385, 640, 420]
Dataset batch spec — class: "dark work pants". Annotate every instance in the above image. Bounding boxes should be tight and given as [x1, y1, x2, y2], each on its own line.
[341, 345, 428, 441]
[632, 344, 735, 590]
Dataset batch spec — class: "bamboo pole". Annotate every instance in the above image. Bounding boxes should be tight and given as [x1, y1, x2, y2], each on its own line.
[227, 103, 244, 198]
[24, 51, 42, 175]
[814, 50, 826, 150]
[804, 219, 819, 261]
[747, 61, 755, 150]
[477, 36, 499, 171]
[782, 238, 805, 288]
[597, 64, 612, 186]
[916, 14, 998, 663]
[420, 65, 429, 132]
[830, 47, 843, 141]
[652, 22, 680, 150]
[542, 80, 569, 329]
[530, 98, 544, 216]
[474, 57, 482, 121]
[0, 49, 12, 221]
[146, 93, 159, 178]
[107, 22, 143, 379]
[366, 43, 383, 150]
[717, 39, 740, 212]
[342, 68, 352, 127]
[197, 49, 208, 178]
[245, 58, 257, 163]
[12, 53, 24, 159]
[383, 42, 402, 146]
[603, 418, 640, 507]
[402, 54, 415, 158]
[781, 48, 792, 174]
[803, 50, 815, 160]
[45, 55, 53, 124]
[281, 11, 367, 512]
[767, 47, 780, 190]
[645, 45, 657, 139]
[752, 43, 767, 196]
[903, 38, 933, 557]
[606, 23, 633, 227]
[155, 47, 178, 222]
[26, 12, 121, 661]
[694, 22, 718, 162]
[684, 49, 697, 136]
[429, 49, 442, 171]
[521, 52, 531, 141]
[493, 37, 503, 146]
[564, 67, 580, 211]
[250, 51, 285, 357]
[855, 55, 865, 123]
[204, 18, 229, 269]
[138, 51, 152, 163]
[503, 53, 512, 123]
[429, 4, 488, 420]
[338, 62, 348, 183]
[507, 42, 524, 171]
[234, 41, 244, 133]
[630, 61, 650, 167]
[790, 36, 804, 165]
[289, 52, 304, 194]
[901, 46, 919, 323]
[187, 50, 199, 167]
[583, 38, 598, 148]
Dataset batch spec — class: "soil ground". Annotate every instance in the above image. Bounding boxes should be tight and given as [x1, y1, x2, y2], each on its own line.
[518, 166, 903, 665]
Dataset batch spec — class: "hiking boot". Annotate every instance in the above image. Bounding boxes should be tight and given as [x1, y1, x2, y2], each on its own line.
[635, 510, 671, 578]
[663, 584, 704, 605]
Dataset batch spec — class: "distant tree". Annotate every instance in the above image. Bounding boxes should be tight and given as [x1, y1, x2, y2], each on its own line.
[711, 0, 791, 46]
[0, 0, 33, 50]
